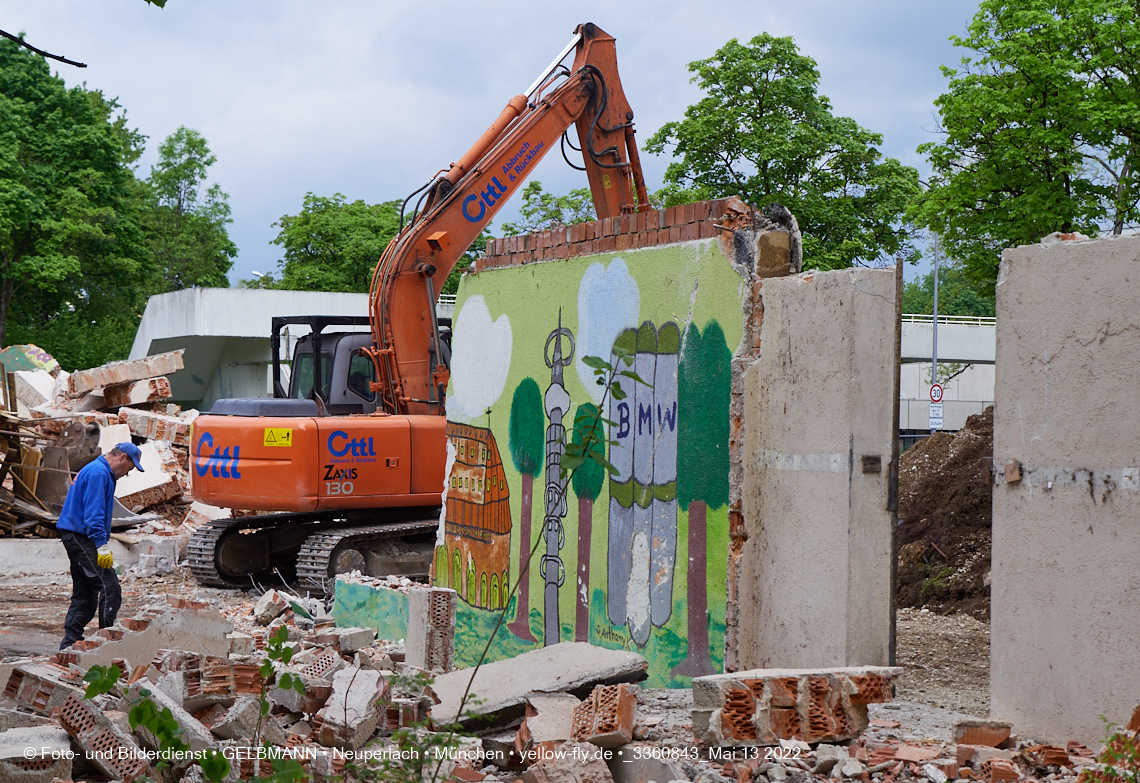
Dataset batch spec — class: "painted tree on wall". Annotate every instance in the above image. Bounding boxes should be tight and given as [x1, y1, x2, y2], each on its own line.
[672, 320, 731, 678]
[571, 402, 605, 642]
[507, 378, 544, 643]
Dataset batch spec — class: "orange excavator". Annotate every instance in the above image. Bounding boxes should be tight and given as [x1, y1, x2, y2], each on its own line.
[188, 23, 649, 594]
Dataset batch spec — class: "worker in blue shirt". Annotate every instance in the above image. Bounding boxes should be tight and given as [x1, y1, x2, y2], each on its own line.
[56, 442, 144, 650]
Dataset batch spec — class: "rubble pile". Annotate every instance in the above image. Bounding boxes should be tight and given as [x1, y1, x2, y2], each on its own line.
[0, 575, 1133, 783]
[0, 347, 204, 554]
[897, 406, 994, 620]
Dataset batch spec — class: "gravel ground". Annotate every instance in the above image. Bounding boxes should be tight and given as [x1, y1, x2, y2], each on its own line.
[894, 607, 989, 717]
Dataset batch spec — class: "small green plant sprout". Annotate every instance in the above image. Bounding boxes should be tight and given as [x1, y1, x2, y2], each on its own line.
[561, 350, 650, 479]
[199, 749, 230, 783]
[128, 695, 190, 776]
[84, 663, 232, 783]
[246, 624, 309, 782]
[1094, 715, 1140, 783]
[82, 663, 121, 698]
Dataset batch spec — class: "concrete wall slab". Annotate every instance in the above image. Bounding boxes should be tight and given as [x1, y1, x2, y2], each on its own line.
[991, 235, 1140, 744]
[738, 267, 898, 669]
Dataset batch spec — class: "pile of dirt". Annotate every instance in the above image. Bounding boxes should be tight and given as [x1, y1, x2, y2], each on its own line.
[897, 405, 993, 620]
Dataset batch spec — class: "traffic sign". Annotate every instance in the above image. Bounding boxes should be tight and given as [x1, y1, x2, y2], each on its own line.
[930, 384, 944, 403]
[929, 402, 943, 430]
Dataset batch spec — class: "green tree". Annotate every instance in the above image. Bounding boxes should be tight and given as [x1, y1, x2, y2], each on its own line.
[911, 0, 1140, 293]
[145, 126, 236, 291]
[645, 33, 921, 270]
[499, 181, 595, 236]
[901, 263, 995, 317]
[570, 402, 604, 643]
[438, 228, 489, 298]
[0, 37, 149, 364]
[270, 193, 400, 292]
[507, 377, 544, 643]
[672, 321, 731, 679]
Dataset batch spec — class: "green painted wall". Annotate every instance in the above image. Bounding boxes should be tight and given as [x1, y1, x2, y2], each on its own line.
[438, 237, 745, 687]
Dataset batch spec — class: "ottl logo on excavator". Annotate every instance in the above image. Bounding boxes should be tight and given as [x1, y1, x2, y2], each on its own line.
[194, 432, 241, 478]
[327, 431, 377, 458]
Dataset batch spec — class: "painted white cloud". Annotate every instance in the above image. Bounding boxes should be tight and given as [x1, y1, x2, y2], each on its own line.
[575, 258, 640, 403]
[449, 295, 512, 421]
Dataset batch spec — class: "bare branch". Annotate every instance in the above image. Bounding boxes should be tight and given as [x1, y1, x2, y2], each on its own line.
[0, 29, 86, 68]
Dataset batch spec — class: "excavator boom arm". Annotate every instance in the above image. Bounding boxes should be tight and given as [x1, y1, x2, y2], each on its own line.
[367, 23, 647, 416]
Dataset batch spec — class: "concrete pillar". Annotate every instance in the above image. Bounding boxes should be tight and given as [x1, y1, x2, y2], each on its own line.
[737, 266, 899, 669]
[991, 235, 1140, 744]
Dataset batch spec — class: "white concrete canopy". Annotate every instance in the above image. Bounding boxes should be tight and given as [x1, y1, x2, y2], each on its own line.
[129, 288, 371, 405]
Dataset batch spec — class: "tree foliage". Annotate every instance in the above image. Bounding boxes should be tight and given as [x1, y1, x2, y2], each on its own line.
[911, 0, 1140, 292]
[0, 37, 150, 364]
[901, 263, 995, 317]
[499, 180, 595, 236]
[268, 193, 400, 292]
[645, 33, 921, 270]
[145, 126, 235, 292]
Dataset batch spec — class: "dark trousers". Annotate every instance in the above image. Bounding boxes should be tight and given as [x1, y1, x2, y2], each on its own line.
[59, 531, 121, 650]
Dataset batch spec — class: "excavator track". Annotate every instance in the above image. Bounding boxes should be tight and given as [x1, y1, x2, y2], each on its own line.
[187, 511, 438, 593]
[296, 519, 439, 595]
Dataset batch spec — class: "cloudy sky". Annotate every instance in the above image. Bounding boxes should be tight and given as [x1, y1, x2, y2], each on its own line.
[2, 0, 981, 283]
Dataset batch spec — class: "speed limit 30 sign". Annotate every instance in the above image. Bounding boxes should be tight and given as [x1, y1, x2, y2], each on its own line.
[930, 384, 944, 403]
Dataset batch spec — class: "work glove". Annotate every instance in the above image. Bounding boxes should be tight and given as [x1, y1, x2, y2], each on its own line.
[96, 546, 113, 570]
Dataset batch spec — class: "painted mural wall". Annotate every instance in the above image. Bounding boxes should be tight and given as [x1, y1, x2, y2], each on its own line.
[437, 237, 746, 687]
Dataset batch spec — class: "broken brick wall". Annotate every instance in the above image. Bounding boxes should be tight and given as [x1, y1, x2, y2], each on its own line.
[434, 198, 798, 687]
[735, 265, 900, 671]
[991, 235, 1140, 745]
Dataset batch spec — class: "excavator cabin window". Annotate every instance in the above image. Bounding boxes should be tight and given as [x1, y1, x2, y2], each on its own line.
[347, 349, 375, 402]
[290, 351, 333, 401]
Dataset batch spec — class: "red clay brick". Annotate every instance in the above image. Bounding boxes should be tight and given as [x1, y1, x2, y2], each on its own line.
[681, 222, 699, 241]
[955, 722, 1011, 748]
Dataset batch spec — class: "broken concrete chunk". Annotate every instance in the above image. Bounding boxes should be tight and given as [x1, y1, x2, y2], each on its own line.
[517, 692, 580, 753]
[70, 349, 185, 395]
[0, 725, 74, 783]
[301, 647, 347, 681]
[522, 740, 616, 783]
[228, 631, 255, 657]
[314, 667, 387, 750]
[954, 719, 1013, 748]
[121, 406, 194, 446]
[115, 441, 188, 511]
[268, 673, 332, 714]
[57, 691, 150, 782]
[691, 665, 901, 746]
[211, 695, 288, 745]
[572, 684, 637, 748]
[126, 681, 215, 753]
[254, 589, 289, 625]
[104, 376, 172, 408]
[4, 662, 82, 715]
[14, 369, 55, 408]
[607, 752, 686, 783]
[432, 642, 648, 727]
[332, 626, 376, 653]
[407, 586, 457, 673]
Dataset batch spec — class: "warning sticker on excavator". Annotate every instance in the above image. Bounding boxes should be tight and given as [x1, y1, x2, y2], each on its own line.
[263, 428, 293, 447]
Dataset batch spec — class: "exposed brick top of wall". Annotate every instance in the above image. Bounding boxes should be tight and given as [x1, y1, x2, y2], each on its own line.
[475, 198, 732, 272]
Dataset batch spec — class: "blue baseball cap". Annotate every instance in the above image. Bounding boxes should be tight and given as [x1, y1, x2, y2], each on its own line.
[115, 442, 145, 472]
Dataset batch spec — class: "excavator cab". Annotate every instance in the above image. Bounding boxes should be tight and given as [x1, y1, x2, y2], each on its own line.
[272, 315, 452, 414]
